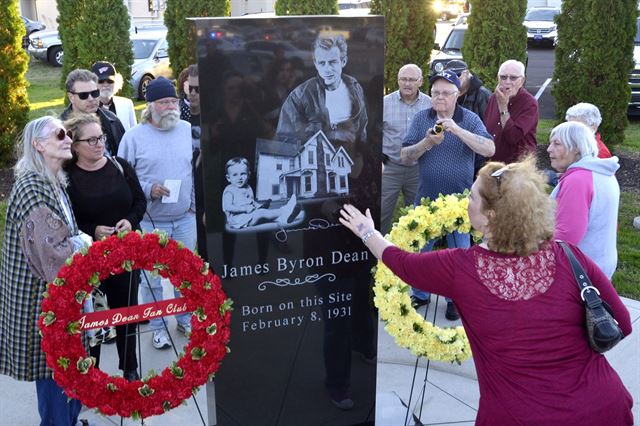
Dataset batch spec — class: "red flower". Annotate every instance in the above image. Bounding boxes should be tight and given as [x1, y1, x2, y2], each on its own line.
[39, 231, 231, 419]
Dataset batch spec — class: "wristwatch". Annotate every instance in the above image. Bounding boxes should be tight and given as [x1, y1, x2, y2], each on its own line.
[500, 110, 509, 116]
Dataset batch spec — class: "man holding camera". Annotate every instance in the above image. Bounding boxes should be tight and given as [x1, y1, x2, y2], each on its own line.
[400, 70, 494, 319]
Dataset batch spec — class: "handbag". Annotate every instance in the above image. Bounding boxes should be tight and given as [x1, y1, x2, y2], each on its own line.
[558, 241, 623, 353]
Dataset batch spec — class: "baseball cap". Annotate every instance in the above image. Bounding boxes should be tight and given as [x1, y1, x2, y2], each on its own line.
[444, 60, 469, 76]
[429, 70, 461, 90]
[92, 62, 116, 83]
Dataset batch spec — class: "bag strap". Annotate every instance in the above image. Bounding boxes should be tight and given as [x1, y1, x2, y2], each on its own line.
[108, 155, 124, 175]
[557, 240, 603, 310]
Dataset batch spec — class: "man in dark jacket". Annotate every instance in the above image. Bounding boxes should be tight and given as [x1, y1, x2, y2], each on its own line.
[444, 60, 491, 121]
[61, 69, 125, 156]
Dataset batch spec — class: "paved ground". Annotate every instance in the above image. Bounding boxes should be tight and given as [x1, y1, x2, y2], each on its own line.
[0, 278, 637, 426]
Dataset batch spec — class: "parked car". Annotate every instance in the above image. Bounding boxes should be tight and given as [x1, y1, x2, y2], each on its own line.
[27, 30, 63, 66]
[429, 25, 466, 76]
[628, 17, 640, 114]
[130, 30, 172, 100]
[27, 20, 166, 68]
[21, 16, 45, 48]
[429, 25, 528, 77]
[523, 7, 560, 47]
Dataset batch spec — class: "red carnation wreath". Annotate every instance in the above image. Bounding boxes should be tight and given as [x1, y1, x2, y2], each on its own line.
[39, 230, 232, 419]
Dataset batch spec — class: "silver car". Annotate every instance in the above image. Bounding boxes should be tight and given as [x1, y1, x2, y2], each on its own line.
[28, 28, 172, 100]
[130, 30, 172, 100]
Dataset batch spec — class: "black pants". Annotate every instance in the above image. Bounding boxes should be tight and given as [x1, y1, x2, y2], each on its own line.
[89, 270, 139, 372]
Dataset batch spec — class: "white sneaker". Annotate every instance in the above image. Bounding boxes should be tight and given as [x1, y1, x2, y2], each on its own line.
[152, 329, 171, 349]
[176, 322, 192, 336]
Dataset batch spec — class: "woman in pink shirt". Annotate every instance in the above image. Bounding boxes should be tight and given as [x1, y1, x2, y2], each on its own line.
[339, 157, 632, 425]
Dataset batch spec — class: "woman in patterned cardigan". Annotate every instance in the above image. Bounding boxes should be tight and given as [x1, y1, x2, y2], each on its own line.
[0, 116, 91, 425]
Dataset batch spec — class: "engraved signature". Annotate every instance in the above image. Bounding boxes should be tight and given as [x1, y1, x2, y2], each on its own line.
[257, 273, 337, 291]
[275, 218, 342, 242]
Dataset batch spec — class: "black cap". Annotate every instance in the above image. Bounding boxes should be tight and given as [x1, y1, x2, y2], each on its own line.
[444, 60, 469, 75]
[92, 61, 116, 83]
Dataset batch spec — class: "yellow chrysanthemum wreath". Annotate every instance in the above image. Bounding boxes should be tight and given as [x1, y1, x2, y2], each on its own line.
[374, 191, 481, 364]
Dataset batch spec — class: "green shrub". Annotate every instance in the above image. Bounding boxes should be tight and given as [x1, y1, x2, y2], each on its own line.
[275, 0, 338, 15]
[0, 0, 29, 166]
[165, 0, 231, 79]
[57, 0, 84, 91]
[370, 0, 437, 94]
[74, 0, 134, 97]
[462, 0, 528, 90]
[553, 0, 638, 147]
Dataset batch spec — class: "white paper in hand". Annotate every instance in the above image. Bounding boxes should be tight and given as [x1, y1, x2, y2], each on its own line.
[162, 179, 181, 203]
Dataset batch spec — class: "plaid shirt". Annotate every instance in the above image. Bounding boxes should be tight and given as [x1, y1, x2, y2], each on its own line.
[0, 172, 78, 381]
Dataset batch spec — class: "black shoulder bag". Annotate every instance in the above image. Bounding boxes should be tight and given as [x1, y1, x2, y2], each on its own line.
[558, 241, 623, 353]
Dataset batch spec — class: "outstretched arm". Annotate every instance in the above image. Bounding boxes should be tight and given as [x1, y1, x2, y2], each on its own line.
[339, 204, 392, 259]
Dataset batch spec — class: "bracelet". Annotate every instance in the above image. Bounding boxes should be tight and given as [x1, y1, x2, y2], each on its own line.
[361, 230, 378, 244]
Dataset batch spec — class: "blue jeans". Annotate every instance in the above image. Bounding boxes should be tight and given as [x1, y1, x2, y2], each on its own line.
[140, 213, 196, 331]
[36, 378, 81, 426]
[411, 231, 470, 302]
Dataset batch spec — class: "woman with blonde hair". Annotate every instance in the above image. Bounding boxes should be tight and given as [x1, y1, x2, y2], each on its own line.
[0, 116, 91, 425]
[64, 113, 146, 381]
[339, 156, 632, 425]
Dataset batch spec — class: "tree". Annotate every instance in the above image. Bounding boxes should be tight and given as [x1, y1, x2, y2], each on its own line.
[462, 0, 528, 90]
[370, 0, 436, 94]
[275, 0, 338, 15]
[58, 0, 85, 90]
[75, 0, 134, 97]
[553, 0, 637, 146]
[165, 0, 231, 78]
[0, 0, 29, 165]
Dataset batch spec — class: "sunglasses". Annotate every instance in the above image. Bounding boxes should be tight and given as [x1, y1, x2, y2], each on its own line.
[75, 134, 107, 146]
[50, 128, 73, 141]
[188, 85, 200, 94]
[98, 79, 114, 84]
[69, 89, 101, 100]
[490, 166, 510, 190]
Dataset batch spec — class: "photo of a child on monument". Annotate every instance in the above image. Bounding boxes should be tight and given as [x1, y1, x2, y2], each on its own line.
[222, 157, 303, 230]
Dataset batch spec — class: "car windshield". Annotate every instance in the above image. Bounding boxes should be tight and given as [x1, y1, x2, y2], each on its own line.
[443, 29, 465, 50]
[132, 39, 158, 59]
[525, 9, 558, 21]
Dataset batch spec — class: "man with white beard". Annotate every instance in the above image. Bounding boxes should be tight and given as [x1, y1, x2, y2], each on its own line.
[117, 77, 195, 350]
[92, 61, 137, 131]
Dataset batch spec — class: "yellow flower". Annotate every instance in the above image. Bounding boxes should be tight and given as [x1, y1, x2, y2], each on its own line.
[373, 192, 476, 364]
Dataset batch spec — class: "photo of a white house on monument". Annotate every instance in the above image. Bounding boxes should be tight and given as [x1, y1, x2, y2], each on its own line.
[255, 130, 354, 201]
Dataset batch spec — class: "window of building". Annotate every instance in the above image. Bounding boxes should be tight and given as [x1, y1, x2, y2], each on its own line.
[272, 184, 279, 195]
[308, 150, 314, 165]
[305, 175, 312, 192]
[340, 176, 346, 188]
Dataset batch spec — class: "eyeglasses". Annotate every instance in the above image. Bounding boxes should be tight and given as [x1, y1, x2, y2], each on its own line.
[69, 89, 101, 100]
[98, 79, 114, 85]
[398, 77, 420, 83]
[154, 99, 180, 106]
[431, 90, 458, 98]
[48, 128, 73, 141]
[498, 75, 522, 81]
[490, 166, 510, 190]
[188, 85, 200, 94]
[75, 134, 107, 146]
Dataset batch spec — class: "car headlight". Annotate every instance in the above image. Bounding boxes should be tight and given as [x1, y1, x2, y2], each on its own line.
[434, 62, 444, 73]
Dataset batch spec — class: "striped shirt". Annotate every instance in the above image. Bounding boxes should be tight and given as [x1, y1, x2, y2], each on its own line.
[383, 90, 432, 166]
